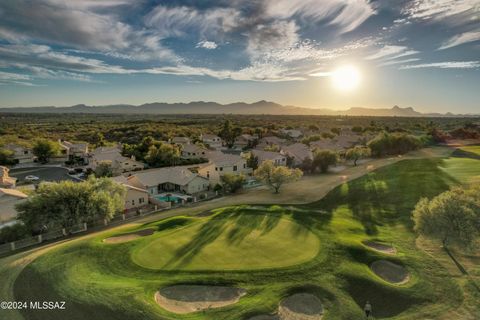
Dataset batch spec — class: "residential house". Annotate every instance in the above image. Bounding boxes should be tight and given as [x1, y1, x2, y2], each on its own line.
[89, 146, 144, 175]
[334, 135, 363, 149]
[0, 166, 16, 188]
[201, 134, 222, 149]
[181, 144, 208, 159]
[234, 134, 257, 149]
[281, 143, 313, 167]
[310, 139, 343, 151]
[127, 166, 209, 195]
[251, 149, 287, 166]
[4, 143, 34, 164]
[197, 151, 251, 184]
[171, 137, 191, 146]
[256, 136, 287, 149]
[0, 188, 28, 226]
[309, 135, 361, 152]
[280, 129, 303, 139]
[111, 176, 149, 211]
[59, 140, 89, 162]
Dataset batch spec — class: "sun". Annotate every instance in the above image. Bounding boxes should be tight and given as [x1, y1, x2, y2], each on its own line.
[331, 65, 361, 91]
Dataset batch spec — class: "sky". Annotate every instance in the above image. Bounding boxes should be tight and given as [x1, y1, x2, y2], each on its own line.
[0, 0, 479, 113]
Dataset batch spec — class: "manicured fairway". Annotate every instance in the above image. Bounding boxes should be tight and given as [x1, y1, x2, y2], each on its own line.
[440, 157, 480, 183]
[11, 156, 480, 320]
[132, 214, 320, 270]
[458, 145, 480, 156]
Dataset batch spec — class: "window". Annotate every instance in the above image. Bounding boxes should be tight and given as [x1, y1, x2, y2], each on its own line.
[220, 167, 223, 171]
[243, 163, 246, 168]
[132, 199, 135, 205]
[139, 198, 144, 204]
[207, 171, 210, 178]
[215, 167, 218, 171]
[233, 165, 237, 171]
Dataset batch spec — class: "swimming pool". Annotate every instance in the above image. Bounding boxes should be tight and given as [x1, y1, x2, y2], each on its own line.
[154, 195, 181, 203]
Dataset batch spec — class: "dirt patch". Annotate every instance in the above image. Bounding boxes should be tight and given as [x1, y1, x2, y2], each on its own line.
[154, 285, 246, 314]
[371, 260, 409, 284]
[103, 228, 155, 244]
[362, 240, 396, 255]
[278, 293, 324, 320]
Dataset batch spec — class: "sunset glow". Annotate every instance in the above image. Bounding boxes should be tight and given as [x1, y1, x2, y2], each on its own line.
[331, 65, 361, 92]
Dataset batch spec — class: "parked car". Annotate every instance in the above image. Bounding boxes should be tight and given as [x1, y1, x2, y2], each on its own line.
[25, 175, 40, 181]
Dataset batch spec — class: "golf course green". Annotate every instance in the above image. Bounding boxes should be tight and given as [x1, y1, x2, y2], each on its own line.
[11, 155, 480, 320]
[131, 213, 320, 271]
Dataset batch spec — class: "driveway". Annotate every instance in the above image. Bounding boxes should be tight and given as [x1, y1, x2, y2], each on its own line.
[9, 166, 78, 183]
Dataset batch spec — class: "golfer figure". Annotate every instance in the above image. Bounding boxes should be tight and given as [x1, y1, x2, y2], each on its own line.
[364, 300, 372, 318]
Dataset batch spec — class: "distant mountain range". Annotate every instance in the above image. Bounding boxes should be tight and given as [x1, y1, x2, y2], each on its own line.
[0, 101, 477, 117]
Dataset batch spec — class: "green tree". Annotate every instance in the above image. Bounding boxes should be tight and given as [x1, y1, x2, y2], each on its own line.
[16, 177, 126, 231]
[367, 132, 421, 157]
[218, 120, 241, 148]
[95, 161, 114, 177]
[345, 146, 371, 166]
[331, 127, 341, 135]
[412, 187, 480, 249]
[300, 157, 313, 174]
[0, 148, 15, 165]
[313, 149, 338, 173]
[247, 154, 259, 170]
[220, 173, 246, 193]
[254, 160, 303, 193]
[145, 143, 180, 167]
[90, 132, 105, 147]
[33, 139, 59, 163]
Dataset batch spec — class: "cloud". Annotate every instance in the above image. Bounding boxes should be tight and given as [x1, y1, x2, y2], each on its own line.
[0, 0, 176, 62]
[196, 40, 218, 50]
[246, 20, 300, 57]
[438, 31, 480, 49]
[399, 61, 480, 69]
[378, 58, 420, 67]
[403, 0, 479, 22]
[263, 0, 376, 33]
[365, 45, 418, 61]
[0, 70, 40, 86]
[144, 5, 241, 38]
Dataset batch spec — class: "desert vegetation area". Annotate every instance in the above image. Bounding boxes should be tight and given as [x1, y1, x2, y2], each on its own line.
[0, 113, 479, 320]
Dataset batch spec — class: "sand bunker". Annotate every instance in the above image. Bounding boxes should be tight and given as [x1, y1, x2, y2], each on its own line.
[103, 228, 155, 244]
[371, 260, 409, 284]
[278, 293, 324, 320]
[362, 240, 396, 255]
[154, 285, 246, 314]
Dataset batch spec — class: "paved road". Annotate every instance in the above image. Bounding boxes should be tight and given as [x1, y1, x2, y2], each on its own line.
[9, 166, 77, 183]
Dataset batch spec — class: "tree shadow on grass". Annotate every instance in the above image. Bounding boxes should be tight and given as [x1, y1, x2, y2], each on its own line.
[310, 159, 458, 235]
[163, 206, 284, 269]
[451, 148, 480, 160]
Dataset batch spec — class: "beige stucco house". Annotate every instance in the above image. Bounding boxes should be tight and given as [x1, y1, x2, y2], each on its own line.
[111, 176, 149, 211]
[127, 166, 209, 195]
[281, 143, 313, 167]
[201, 134, 222, 149]
[197, 151, 251, 184]
[0, 188, 28, 226]
[181, 144, 208, 159]
[4, 143, 35, 164]
[251, 149, 287, 166]
[59, 140, 89, 161]
[0, 166, 17, 188]
[89, 146, 145, 175]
